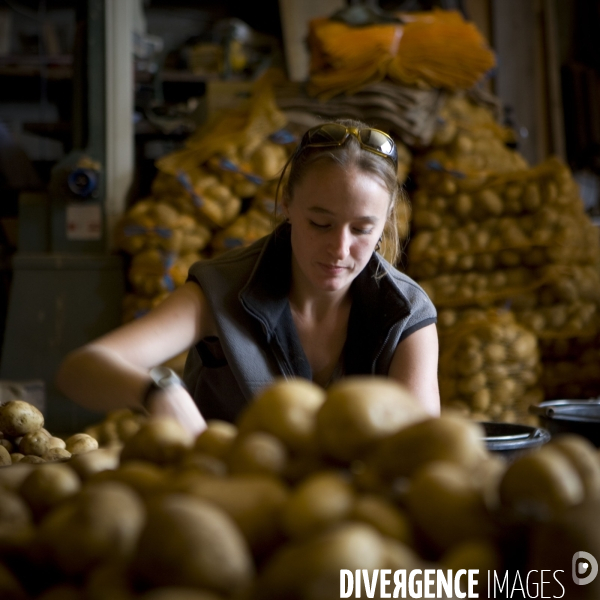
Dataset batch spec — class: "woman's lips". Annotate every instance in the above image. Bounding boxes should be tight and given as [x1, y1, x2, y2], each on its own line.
[318, 263, 348, 275]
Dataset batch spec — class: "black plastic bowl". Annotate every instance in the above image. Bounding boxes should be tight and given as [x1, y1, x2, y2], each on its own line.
[479, 421, 551, 461]
[529, 400, 600, 447]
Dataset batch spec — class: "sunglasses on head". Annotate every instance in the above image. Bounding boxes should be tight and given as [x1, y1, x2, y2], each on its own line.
[299, 123, 398, 170]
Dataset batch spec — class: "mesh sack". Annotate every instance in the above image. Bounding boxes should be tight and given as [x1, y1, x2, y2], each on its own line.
[439, 309, 542, 424]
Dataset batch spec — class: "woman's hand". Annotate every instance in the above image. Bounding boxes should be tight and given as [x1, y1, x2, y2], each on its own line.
[145, 385, 207, 437]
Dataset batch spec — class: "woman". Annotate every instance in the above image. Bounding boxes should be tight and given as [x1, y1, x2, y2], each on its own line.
[56, 120, 440, 436]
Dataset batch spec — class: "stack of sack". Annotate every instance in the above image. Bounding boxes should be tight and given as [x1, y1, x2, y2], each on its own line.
[438, 309, 542, 424]
[307, 8, 496, 99]
[115, 78, 298, 325]
[406, 91, 600, 409]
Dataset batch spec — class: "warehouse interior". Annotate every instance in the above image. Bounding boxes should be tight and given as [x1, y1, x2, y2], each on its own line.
[0, 0, 599, 421]
[0, 1, 600, 598]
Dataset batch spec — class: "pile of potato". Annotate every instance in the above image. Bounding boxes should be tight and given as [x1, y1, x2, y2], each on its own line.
[113, 82, 298, 326]
[0, 401, 98, 466]
[2, 377, 600, 599]
[438, 311, 543, 424]
[210, 180, 283, 256]
[115, 199, 210, 324]
[423, 92, 528, 175]
[408, 158, 598, 282]
[407, 94, 600, 404]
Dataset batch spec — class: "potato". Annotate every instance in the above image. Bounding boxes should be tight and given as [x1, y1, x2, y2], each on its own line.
[132, 494, 254, 595]
[370, 415, 487, 480]
[0, 439, 13, 453]
[237, 378, 326, 453]
[549, 435, 600, 501]
[227, 431, 288, 477]
[255, 522, 385, 600]
[280, 471, 354, 541]
[0, 485, 34, 556]
[0, 463, 36, 492]
[406, 461, 495, 554]
[38, 481, 145, 575]
[183, 473, 289, 560]
[478, 189, 503, 216]
[177, 453, 227, 477]
[68, 447, 120, 480]
[441, 539, 503, 596]
[350, 494, 413, 545]
[115, 416, 143, 442]
[19, 455, 46, 464]
[19, 462, 80, 520]
[43, 447, 72, 462]
[65, 433, 99, 455]
[26, 584, 82, 600]
[138, 589, 223, 600]
[120, 418, 193, 466]
[0, 488, 32, 529]
[527, 499, 600, 599]
[18, 429, 50, 457]
[84, 561, 134, 600]
[315, 376, 428, 463]
[499, 446, 585, 517]
[193, 420, 237, 460]
[0, 400, 44, 437]
[0, 561, 27, 600]
[47, 437, 66, 450]
[88, 460, 166, 499]
[0, 445, 10, 466]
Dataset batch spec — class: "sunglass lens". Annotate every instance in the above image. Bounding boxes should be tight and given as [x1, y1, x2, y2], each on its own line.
[359, 130, 393, 154]
[306, 123, 348, 144]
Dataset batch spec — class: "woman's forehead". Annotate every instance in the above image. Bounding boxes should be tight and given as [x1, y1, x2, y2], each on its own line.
[291, 165, 391, 214]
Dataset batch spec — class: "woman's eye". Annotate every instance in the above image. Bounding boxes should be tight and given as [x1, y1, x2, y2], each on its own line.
[309, 221, 329, 229]
[353, 228, 373, 235]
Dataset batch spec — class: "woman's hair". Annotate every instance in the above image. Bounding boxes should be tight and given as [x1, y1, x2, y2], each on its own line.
[275, 118, 406, 267]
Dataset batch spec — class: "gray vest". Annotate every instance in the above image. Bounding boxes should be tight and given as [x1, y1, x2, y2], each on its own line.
[183, 223, 437, 422]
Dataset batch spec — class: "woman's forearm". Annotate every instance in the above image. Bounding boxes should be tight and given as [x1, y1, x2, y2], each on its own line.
[55, 344, 151, 413]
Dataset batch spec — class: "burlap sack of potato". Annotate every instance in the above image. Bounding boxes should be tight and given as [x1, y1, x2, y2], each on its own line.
[116, 199, 211, 255]
[127, 249, 203, 298]
[153, 76, 292, 229]
[409, 208, 598, 279]
[151, 168, 243, 230]
[408, 156, 600, 314]
[416, 93, 526, 181]
[211, 207, 276, 256]
[204, 138, 291, 196]
[438, 309, 542, 424]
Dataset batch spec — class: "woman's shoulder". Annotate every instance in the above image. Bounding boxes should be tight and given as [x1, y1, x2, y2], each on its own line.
[376, 255, 434, 307]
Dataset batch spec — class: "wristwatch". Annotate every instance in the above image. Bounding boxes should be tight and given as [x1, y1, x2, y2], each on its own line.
[141, 366, 185, 410]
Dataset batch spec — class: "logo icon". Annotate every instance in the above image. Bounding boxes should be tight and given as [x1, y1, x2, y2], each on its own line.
[573, 551, 599, 585]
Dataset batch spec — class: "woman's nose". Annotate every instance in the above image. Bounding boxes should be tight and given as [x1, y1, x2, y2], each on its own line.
[328, 228, 351, 259]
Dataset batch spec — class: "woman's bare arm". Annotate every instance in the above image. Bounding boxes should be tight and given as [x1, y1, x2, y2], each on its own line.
[55, 281, 212, 434]
[388, 323, 441, 417]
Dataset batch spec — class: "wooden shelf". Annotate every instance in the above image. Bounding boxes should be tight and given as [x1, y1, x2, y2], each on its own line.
[0, 55, 247, 84]
[0, 55, 74, 80]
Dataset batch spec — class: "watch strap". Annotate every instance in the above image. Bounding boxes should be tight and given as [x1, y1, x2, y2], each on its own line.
[141, 366, 185, 410]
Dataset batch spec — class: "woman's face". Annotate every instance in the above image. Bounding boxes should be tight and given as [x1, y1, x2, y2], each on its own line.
[283, 161, 391, 294]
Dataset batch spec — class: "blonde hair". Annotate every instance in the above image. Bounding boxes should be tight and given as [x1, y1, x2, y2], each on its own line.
[276, 118, 405, 267]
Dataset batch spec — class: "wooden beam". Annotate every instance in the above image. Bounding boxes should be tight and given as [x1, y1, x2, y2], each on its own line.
[492, 0, 539, 165]
[105, 0, 134, 250]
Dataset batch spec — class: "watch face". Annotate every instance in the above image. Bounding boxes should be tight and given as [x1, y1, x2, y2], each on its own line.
[149, 366, 181, 388]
